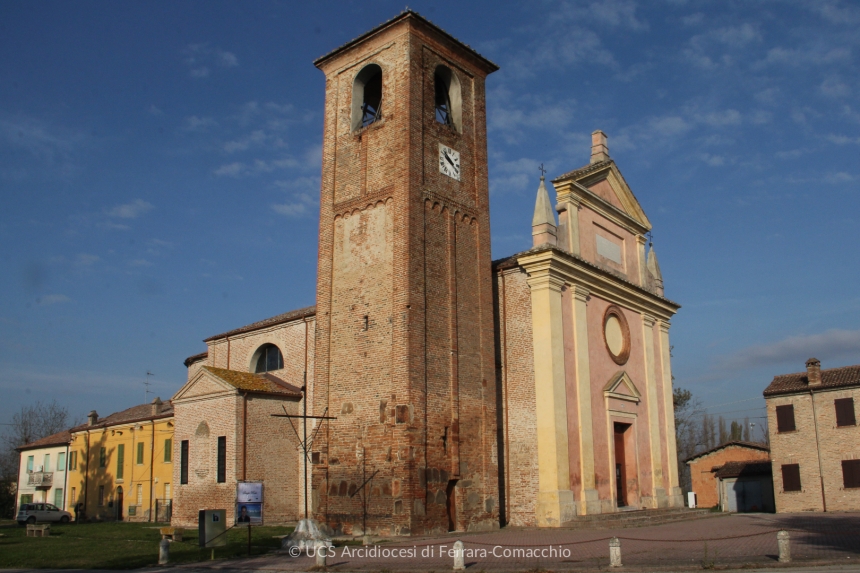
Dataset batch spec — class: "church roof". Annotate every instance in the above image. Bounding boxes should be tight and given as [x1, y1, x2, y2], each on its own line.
[684, 440, 769, 464]
[204, 305, 316, 342]
[313, 10, 499, 73]
[184, 351, 208, 367]
[492, 244, 680, 308]
[763, 363, 860, 397]
[16, 429, 72, 452]
[202, 366, 303, 398]
[552, 159, 613, 182]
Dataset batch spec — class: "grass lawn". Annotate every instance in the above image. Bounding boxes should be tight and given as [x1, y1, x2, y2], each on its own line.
[0, 521, 295, 569]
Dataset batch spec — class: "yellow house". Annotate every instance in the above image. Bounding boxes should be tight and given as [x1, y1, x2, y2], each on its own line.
[66, 398, 174, 522]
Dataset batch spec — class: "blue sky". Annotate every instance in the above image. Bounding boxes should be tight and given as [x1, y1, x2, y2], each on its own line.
[1, 0, 858, 434]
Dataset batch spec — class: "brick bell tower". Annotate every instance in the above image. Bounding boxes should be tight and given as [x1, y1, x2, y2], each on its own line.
[311, 12, 500, 535]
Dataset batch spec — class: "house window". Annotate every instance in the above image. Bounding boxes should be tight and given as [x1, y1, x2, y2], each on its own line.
[835, 398, 856, 427]
[843, 460, 860, 488]
[217, 436, 226, 483]
[20, 494, 33, 505]
[137, 483, 143, 505]
[71, 487, 76, 505]
[180, 440, 189, 484]
[164, 483, 171, 500]
[137, 442, 145, 465]
[99, 447, 106, 468]
[43, 454, 51, 472]
[781, 463, 802, 492]
[54, 488, 63, 508]
[98, 485, 105, 506]
[57, 452, 65, 472]
[776, 404, 796, 432]
[69, 451, 77, 470]
[164, 439, 172, 463]
[116, 444, 125, 480]
[253, 344, 284, 373]
[27, 456, 34, 473]
[351, 63, 383, 130]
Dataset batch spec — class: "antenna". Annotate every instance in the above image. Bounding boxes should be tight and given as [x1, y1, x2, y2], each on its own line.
[145, 371, 154, 403]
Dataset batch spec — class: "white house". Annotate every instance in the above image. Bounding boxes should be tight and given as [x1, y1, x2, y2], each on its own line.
[16, 430, 72, 513]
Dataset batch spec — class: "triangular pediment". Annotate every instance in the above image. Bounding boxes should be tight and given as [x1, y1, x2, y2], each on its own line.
[603, 371, 641, 403]
[172, 368, 238, 402]
[553, 161, 652, 234]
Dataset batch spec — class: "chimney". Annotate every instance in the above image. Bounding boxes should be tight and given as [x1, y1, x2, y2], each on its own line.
[591, 130, 609, 164]
[532, 175, 557, 247]
[151, 397, 163, 416]
[87, 410, 98, 426]
[806, 358, 821, 386]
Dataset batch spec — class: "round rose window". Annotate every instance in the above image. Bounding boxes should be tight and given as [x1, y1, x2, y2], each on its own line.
[603, 306, 630, 365]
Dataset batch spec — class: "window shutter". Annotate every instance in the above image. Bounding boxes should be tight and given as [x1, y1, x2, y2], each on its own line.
[835, 398, 856, 427]
[843, 460, 860, 488]
[781, 463, 801, 492]
[217, 436, 226, 483]
[180, 440, 189, 484]
[137, 442, 145, 464]
[164, 439, 172, 463]
[776, 404, 796, 432]
[117, 444, 124, 479]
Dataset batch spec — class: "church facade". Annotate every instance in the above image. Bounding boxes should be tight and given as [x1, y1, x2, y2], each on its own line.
[173, 11, 681, 534]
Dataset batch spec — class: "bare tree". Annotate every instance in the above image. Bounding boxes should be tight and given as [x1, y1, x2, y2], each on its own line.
[0, 400, 70, 518]
[742, 416, 751, 441]
[674, 387, 703, 494]
[718, 416, 728, 444]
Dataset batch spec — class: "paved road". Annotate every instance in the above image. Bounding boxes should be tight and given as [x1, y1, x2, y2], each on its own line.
[6, 512, 858, 572]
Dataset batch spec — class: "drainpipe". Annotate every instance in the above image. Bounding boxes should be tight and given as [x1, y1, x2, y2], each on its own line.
[243, 393, 248, 481]
[150, 419, 155, 522]
[84, 429, 90, 517]
[809, 389, 826, 512]
[63, 443, 70, 510]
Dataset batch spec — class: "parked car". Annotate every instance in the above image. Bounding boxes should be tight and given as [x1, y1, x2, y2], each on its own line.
[17, 503, 72, 525]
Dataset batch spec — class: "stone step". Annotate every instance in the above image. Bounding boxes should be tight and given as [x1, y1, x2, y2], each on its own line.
[562, 508, 717, 530]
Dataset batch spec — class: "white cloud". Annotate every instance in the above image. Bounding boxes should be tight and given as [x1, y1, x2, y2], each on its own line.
[0, 114, 87, 179]
[578, 0, 649, 31]
[648, 115, 692, 136]
[183, 115, 218, 132]
[756, 46, 850, 69]
[223, 130, 268, 153]
[271, 192, 316, 217]
[827, 134, 860, 145]
[697, 109, 742, 127]
[681, 12, 704, 26]
[820, 76, 850, 98]
[36, 294, 70, 306]
[825, 172, 855, 183]
[106, 199, 154, 219]
[128, 259, 154, 267]
[148, 104, 164, 116]
[717, 329, 860, 371]
[183, 43, 239, 78]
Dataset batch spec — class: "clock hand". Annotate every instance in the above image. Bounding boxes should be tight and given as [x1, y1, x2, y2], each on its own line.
[444, 153, 456, 169]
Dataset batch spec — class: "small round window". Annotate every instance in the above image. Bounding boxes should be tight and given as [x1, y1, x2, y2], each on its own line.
[252, 344, 284, 373]
[603, 306, 630, 365]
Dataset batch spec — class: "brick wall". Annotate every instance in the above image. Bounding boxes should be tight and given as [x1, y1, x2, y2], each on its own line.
[768, 387, 860, 512]
[688, 445, 770, 509]
[312, 15, 499, 536]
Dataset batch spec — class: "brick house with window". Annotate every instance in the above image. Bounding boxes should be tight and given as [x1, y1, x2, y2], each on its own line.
[764, 358, 860, 512]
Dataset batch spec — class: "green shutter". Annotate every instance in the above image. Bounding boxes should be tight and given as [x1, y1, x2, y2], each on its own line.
[99, 448, 106, 468]
[137, 442, 144, 464]
[117, 444, 124, 479]
[164, 439, 172, 463]
[54, 488, 63, 507]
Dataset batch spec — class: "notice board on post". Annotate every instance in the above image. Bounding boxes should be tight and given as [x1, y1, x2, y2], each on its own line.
[236, 481, 263, 525]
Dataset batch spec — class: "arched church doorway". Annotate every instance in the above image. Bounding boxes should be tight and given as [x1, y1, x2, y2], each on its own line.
[613, 423, 631, 507]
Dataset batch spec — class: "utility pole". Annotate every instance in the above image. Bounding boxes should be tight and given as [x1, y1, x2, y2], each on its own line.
[145, 371, 154, 403]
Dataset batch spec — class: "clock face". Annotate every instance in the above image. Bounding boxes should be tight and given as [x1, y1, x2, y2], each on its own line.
[438, 144, 461, 181]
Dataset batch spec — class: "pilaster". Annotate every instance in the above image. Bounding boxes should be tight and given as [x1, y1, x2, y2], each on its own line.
[636, 235, 647, 288]
[526, 271, 576, 526]
[555, 192, 581, 256]
[570, 284, 600, 515]
[657, 320, 682, 506]
[641, 314, 666, 508]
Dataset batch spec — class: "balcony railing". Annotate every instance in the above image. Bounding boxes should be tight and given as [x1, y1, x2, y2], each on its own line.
[27, 472, 53, 488]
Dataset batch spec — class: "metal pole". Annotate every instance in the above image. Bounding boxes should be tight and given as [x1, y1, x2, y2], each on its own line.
[248, 522, 251, 556]
[303, 372, 308, 520]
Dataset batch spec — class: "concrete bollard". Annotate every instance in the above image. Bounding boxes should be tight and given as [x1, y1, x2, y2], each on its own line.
[453, 539, 465, 571]
[609, 537, 622, 567]
[315, 544, 327, 568]
[158, 539, 170, 565]
[777, 530, 790, 563]
[362, 535, 372, 546]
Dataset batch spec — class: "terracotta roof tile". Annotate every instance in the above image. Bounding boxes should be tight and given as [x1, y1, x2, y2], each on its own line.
[552, 159, 613, 183]
[17, 429, 72, 451]
[69, 400, 174, 433]
[204, 305, 315, 342]
[684, 440, 770, 464]
[763, 363, 860, 397]
[203, 366, 303, 398]
[715, 460, 772, 479]
[184, 351, 208, 367]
